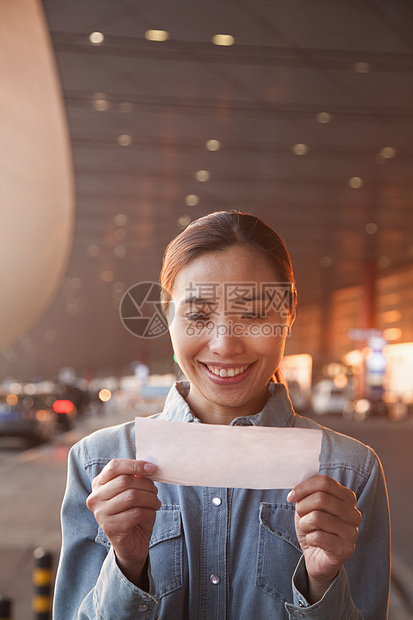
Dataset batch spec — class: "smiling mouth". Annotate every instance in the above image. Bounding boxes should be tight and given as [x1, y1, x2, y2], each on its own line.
[204, 363, 251, 378]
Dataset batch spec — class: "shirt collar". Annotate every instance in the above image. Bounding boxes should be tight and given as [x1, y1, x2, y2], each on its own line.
[161, 380, 295, 428]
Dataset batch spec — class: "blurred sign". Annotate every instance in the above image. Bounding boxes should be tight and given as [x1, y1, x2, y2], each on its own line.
[365, 336, 386, 396]
[348, 328, 383, 341]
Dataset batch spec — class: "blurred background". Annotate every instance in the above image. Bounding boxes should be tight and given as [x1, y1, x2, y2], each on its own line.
[1, 0, 413, 618]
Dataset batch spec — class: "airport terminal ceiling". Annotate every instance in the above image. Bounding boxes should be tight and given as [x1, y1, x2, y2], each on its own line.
[2, 0, 413, 379]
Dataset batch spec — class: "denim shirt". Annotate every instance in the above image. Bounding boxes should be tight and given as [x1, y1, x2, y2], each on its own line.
[53, 382, 390, 620]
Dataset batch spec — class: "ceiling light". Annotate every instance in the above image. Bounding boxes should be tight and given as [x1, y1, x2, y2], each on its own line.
[178, 215, 192, 228]
[317, 112, 331, 123]
[365, 222, 378, 234]
[89, 32, 104, 45]
[349, 176, 362, 188]
[93, 99, 109, 111]
[195, 170, 210, 182]
[185, 194, 199, 207]
[354, 62, 370, 73]
[115, 214, 128, 226]
[145, 29, 169, 42]
[380, 147, 396, 159]
[212, 34, 235, 46]
[118, 134, 132, 146]
[293, 144, 308, 155]
[114, 244, 126, 258]
[206, 139, 220, 151]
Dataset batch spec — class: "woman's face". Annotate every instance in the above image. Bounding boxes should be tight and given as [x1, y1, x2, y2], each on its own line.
[168, 245, 295, 423]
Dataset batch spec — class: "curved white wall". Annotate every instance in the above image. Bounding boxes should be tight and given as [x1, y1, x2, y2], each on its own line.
[0, 0, 74, 349]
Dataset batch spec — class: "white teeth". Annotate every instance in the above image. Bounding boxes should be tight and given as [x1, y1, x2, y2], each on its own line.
[206, 364, 249, 377]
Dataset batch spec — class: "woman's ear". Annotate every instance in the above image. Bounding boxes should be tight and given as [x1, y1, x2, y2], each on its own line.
[288, 309, 296, 335]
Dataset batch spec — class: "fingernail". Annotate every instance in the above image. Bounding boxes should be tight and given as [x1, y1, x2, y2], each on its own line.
[287, 489, 295, 502]
[143, 462, 157, 474]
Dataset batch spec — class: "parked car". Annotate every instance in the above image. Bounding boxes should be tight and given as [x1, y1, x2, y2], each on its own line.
[52, 397, 77, 430]
[0, 393, 56, 445]
[311, 380, 350, 415]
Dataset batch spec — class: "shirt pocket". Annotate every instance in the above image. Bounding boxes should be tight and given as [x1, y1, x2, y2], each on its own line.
[149, 505, 183, 599]
[256, 502, 302, 604]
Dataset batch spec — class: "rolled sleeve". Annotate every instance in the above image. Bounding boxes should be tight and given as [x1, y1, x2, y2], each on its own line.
[284, 556, 362, 619]
[90, 547, 160, 620]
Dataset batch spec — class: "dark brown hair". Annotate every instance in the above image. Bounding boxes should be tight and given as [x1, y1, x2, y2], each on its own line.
[159, 210, 297, 383]
[160, 210, 296, 306]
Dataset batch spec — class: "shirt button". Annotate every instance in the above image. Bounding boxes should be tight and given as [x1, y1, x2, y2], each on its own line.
[141, 595, 152, 602]
[138, 604, 149, 612]
[210, 574, 220, 585]
[212, 497, 222, 506]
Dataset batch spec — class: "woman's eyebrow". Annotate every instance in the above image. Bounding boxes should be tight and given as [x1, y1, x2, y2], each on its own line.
[181, 295, 217, 306]
[230, 293, 265, 302]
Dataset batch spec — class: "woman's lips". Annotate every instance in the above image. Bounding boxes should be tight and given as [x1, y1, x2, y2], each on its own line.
[205, 363, 250, 377]
[201, 362, 254, 383]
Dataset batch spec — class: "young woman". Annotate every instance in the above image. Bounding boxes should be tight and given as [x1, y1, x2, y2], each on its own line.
[53, 211, 390, 619]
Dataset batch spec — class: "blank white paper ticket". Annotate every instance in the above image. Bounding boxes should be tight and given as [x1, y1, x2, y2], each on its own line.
[135, 417, 322, 489]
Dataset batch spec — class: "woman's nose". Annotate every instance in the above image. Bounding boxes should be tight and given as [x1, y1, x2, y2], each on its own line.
[207, 321, 245, 356]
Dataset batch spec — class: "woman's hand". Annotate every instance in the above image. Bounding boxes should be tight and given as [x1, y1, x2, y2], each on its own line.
[86, 459, 161, 587]
[287, 475, 362, 603]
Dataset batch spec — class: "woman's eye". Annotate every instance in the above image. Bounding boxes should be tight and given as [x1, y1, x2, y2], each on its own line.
[242, 312, 267, 320]
[185, 313, 210, 322]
